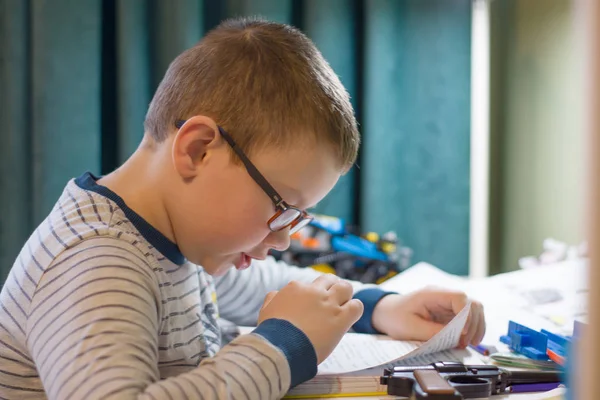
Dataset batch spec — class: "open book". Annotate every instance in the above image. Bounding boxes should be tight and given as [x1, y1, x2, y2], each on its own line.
[285, 301, 485, 398]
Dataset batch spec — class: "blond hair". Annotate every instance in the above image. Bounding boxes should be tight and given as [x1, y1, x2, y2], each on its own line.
[144, 17, 359, 170]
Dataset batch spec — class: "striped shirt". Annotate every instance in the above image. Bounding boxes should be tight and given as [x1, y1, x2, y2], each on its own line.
[0, 172, 390, 399]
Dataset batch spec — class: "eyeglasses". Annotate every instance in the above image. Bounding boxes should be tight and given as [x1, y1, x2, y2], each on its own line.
[175, 120, 313, 235]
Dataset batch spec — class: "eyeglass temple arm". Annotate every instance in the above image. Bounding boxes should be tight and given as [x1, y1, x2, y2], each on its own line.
[175, 120, 285, 207]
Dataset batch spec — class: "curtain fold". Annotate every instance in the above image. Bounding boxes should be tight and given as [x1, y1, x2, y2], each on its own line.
[362, 0, 472, 275]
[0, 0, 31, 276]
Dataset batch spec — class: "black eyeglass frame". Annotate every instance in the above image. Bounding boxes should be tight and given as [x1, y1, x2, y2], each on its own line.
[175, 119, 313, 234]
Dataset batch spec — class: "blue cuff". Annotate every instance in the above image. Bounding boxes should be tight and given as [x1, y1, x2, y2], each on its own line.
[252, 319, 318, 388]
[352, 288, 397, 334]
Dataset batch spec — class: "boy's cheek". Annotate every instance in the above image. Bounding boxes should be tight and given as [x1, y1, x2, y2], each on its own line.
[235, 224, 272, 250]
[212, 214, 270, 251]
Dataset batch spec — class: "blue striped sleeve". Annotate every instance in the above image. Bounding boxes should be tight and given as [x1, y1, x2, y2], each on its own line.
[215, 256, 385, 327]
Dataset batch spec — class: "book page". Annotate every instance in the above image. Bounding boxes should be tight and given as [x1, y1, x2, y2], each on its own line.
[318, 300, 472, 375]
[317, 334, 420, 375]
[396, 298, 472, 358]
[349, 348, 485, 377]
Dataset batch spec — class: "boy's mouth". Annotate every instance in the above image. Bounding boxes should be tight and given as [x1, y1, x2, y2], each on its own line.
[234, 253, 252, 270]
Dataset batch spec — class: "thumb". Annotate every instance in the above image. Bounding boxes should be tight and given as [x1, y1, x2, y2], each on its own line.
[261, 291, 278, 309]
[257, 291, 279, 325]
[447, 292, 469, 334]
[410, 318, 445, 342]
[449, 292, 469, 315]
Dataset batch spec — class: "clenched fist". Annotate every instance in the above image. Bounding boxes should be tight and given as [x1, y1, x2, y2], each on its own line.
[258, 274, 364, 364]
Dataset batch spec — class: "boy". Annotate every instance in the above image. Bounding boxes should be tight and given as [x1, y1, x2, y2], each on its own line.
[0, 18, 484, 399]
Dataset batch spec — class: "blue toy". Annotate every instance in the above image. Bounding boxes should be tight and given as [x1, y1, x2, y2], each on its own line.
[500, 321, 580, 362]
[270, 214, 413, 284]
[541, 329, 571, 358]
[499, 321, 585, 400]
[500, 321, 552, 360]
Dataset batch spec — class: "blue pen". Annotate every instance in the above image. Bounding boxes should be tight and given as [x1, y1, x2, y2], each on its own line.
[469, 344, 491, 356]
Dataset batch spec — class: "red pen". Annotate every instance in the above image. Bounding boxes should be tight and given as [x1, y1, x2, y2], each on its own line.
[547, 349, 565, 365]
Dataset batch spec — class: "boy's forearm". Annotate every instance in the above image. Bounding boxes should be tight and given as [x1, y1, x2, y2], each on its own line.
[215, 256, 366, 325]
[215, 256, 395, 333]
[47, 334, 292, 400]
[155, 333, 293, 400]
[31, 282, 293, 399]
[129, 317, 316, 400]
[130, 317, 313, 400]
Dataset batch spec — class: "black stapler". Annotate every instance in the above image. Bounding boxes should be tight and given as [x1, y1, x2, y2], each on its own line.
[380, 361, 562, 399]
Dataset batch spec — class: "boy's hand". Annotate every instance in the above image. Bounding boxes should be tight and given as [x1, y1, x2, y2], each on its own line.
[258, 275, 364, 364]
[371, 288, 485, 348]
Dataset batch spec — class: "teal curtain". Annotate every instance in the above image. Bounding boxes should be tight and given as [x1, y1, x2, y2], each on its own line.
[362, 1, 472, 275]
[0, 0, 472, 282]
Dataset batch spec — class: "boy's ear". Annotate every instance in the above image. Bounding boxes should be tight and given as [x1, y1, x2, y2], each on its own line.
[171, 116, 222, 179]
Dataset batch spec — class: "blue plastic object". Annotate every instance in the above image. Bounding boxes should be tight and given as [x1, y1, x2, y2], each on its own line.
[500, 321, 550, 360]
[309, 215, 346, 235]
[331, 235, 389, 262]
[500, 321, 580, 360]
[541, 329, 571, 357]
[499, 321, 586, 400]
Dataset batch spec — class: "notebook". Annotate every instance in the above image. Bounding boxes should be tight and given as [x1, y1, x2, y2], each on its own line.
[283, 301, 485, 398]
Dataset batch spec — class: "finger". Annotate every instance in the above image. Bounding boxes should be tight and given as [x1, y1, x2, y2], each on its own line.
[450, 292, 469, 315]
[462, 313, 471, 335]
[460, 303, 480, 347]
[471, 303, 486, 345]
[443, 292, 469, 334]
[261, 291, 278, 309]
[341, 298, 364, 326]
[312, 273, 341, 291]
[426, 290, 470, 330]
[257, 291, 279, 324]
[444, 292, 473, 336]
[329, 280, 354, 305]
[409, 319, 445, 342]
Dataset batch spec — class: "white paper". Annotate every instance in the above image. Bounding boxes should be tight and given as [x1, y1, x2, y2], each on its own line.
[379, 262, 470, 294]
[381, 260, 588, 344]
[350, 348, 485, 377]
[317, 300, 472, 375]
[317, 335, 420, 375]
[400, 299, 472, 358]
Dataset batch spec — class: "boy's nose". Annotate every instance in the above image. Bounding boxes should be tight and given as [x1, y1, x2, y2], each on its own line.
[264, 228, 291, 252]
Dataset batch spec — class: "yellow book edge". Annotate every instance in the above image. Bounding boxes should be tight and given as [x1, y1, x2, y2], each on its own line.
[284, 391, 387, 399]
